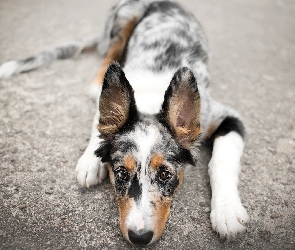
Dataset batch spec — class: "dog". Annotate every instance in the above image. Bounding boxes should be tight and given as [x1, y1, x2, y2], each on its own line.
[0, 0, 249, 246]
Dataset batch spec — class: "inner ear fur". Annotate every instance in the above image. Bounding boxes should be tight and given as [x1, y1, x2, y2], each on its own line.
[160, 67, 201, 148]
[97, 62, 137, 139]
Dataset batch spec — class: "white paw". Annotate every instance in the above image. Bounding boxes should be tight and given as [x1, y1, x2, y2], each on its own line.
[75, 150, 108, 188]
[210, 197, 249, 239]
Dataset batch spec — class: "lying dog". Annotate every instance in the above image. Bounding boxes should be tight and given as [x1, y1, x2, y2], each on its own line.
[0, 0, 249, 246]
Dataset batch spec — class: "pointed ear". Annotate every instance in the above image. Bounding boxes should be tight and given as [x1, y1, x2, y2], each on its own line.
[159, 67, 201, 148]
[97, 62, 137, 139]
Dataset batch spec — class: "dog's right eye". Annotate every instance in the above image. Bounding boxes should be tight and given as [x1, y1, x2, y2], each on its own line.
[115, 167, 129, 182]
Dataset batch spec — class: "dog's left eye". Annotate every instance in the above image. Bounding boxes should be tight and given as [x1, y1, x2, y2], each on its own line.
[158, 168, 172, 181]
[115, 167, 129, 181]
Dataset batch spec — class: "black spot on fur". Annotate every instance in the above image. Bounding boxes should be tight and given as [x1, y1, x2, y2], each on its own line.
[143, 1, 186, 18]
[19, 56, 39, 73]
[56, 45, 79, 59]
[128, 173, 142, 201]
[21, 56, 35, 64]
[141, 40, 163, 50]
[117, 140, 137, 154]
[94, 141, 112, 163]
[115, 180, 129, 197]
[168, 147, 195, 167]
[167, 176, 179, 196]
[156, 171, 179, 197]
[212, 117, 245, 139]
[152, 43, 186, 71]
[188, 44, 208, 63]
[150, 200, 156, 208]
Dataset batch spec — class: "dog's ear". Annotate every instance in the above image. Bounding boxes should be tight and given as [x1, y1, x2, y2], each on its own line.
[98, 62, 137, 139]
[159, 67, 201, 148]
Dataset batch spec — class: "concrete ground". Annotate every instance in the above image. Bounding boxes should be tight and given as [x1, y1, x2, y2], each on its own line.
[0, 0, 294, 249]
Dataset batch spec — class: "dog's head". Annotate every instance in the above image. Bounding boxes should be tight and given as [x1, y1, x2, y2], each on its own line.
[95, 63, 201, 246]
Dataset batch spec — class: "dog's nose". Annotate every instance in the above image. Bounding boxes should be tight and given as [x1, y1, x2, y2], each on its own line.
[128, 230, 154, 246]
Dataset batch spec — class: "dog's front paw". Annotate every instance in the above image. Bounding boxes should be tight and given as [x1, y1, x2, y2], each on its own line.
[210, 196, 249, 239]
[76, 150, 108, 188]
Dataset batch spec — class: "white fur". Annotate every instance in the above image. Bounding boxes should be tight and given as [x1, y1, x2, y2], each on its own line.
[125, 124, 162, 232]
[133, 123, 161, 161]
[208, 132, 249, 238]
[0, 60, 19, 78]
[76, 86, 108, 188]
[124, 68, 174, 114]
[127, 187, 152, 232]
[128, 209, 146, 231]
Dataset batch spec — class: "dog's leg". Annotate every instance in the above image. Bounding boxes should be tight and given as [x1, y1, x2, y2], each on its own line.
[76, 30, 135, 186]
[76, 90, 108, 187]
[89, 2, 140, 98]
[206, 103, 249, 239]
[76, 12, 139, 187]
[91, 17, 137, 88]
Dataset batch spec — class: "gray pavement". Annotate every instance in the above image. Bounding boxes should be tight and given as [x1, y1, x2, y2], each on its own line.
[0, 0, 294, 249]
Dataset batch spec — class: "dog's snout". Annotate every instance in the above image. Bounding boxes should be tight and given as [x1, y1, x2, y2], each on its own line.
[128, 230, 154, 246]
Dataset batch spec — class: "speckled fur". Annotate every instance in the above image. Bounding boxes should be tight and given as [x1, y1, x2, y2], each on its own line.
[0, 0, 250, 246]
[86, 0, 249, 245]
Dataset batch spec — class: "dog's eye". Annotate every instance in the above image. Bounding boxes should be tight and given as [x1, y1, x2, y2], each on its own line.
[115, 167, 129, 181]
[158, 168, 172, 181]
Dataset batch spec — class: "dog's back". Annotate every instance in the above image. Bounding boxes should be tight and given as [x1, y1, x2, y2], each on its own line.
[123, 1, 208, 82]
[98, 0, 213, 131]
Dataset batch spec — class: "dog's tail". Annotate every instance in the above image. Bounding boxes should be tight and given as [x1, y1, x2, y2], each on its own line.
[0, 36, 99, 79]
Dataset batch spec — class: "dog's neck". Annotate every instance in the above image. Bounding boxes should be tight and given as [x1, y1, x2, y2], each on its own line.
[123, 67, 175, 114]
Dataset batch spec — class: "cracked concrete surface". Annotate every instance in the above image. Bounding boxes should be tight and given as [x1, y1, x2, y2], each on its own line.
[0, 0, 294, 249]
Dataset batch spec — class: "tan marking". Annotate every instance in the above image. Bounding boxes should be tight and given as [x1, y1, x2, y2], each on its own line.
[124, 155, 136, 172]
[117, 197, 134, 240]
[149, 169, 185, 242]
[150, 154, 164, 170]
[204, 122, 219, 139]
[92, 17, 138, 86]
[109, 166, 133, 241]
[107, 164, 115, 186]
[176, 168, 185, 190]
[152, 197, 172, 243]
[168, 84, 202, 148]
